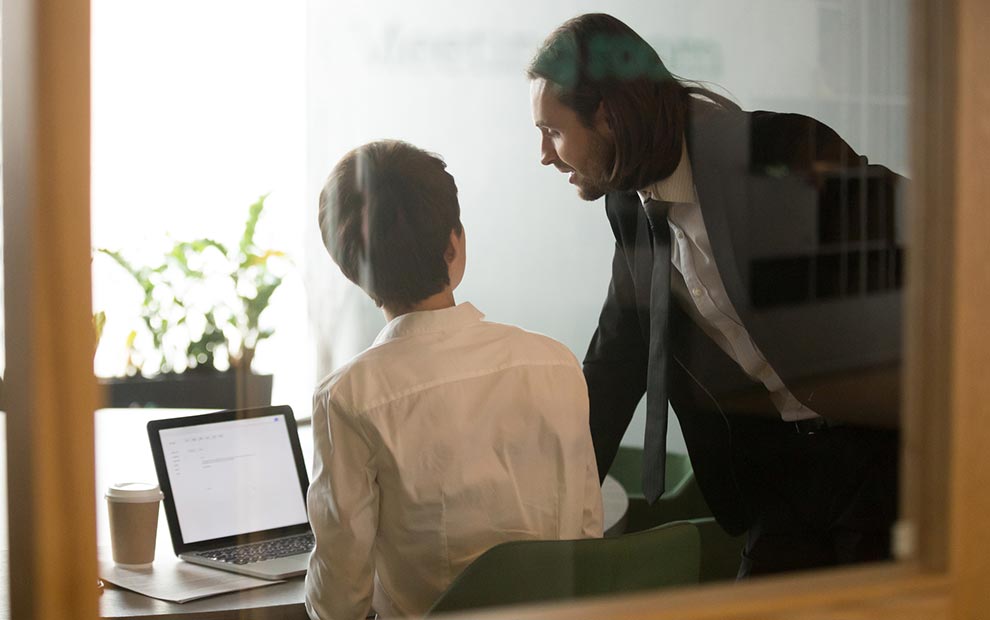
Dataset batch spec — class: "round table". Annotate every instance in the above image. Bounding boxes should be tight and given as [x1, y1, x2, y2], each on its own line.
[602, 475, 630, 536]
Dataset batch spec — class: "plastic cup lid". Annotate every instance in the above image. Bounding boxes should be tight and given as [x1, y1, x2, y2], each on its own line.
[105, 482, 163, 503]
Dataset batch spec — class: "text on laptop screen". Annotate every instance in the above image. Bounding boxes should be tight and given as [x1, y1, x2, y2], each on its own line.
[159, 414, 308, 544]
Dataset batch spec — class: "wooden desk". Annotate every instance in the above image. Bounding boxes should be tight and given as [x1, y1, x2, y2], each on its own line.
[90, 409, 628, 619]
[99, 567, 307, 620]
[0, 554, 303, 620]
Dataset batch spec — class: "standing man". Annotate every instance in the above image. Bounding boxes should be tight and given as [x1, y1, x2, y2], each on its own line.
[528, 13, 905, 577]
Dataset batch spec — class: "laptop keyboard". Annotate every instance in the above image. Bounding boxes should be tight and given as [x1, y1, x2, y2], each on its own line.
[192, 533, 315, 565]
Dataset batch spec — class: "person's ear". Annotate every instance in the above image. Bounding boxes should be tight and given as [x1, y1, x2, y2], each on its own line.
[446, 227, 467, 290]
[444, 229, 461, 264]
[594, 101, 613, 137]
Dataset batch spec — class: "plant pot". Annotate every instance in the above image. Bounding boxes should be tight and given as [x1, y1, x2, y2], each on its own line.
[99, 370, 273, 410]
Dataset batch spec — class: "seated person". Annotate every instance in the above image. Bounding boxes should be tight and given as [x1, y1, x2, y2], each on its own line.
[306, 140, 603, 620]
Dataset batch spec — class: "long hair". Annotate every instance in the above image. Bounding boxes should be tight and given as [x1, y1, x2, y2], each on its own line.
[527, 13, 739, 190]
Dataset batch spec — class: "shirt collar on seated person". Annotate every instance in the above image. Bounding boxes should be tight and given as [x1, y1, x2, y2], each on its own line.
[373, 302, 485, 346]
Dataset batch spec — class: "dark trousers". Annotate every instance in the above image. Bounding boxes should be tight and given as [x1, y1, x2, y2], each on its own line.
[727, 418, 900, 578]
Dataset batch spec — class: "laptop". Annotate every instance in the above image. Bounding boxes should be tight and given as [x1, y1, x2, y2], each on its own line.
[147, 405, 314, 580]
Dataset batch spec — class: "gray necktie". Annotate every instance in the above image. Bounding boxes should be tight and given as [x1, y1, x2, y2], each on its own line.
[642, 198, 673, 504]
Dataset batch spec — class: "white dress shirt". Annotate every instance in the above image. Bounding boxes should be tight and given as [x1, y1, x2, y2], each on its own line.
[639, 143, 820, 422]
[305, 302, 603, 620]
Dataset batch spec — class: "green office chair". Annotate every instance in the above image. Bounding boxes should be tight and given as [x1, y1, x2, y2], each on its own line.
[688, 517, 746, 583]
[426, 521, 701, 616]
[607, 448, 743, 584]
[607, 446, 713, 534]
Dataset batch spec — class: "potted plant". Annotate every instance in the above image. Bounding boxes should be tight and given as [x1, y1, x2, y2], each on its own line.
[97, 194, 289, 408]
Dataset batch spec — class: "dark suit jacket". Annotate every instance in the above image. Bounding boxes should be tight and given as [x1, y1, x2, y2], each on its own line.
[584, 104, 907, 535]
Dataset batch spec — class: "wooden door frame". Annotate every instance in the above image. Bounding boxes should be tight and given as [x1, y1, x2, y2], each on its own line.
[3, 0, 986, 618]
[2, 0, 99, 618]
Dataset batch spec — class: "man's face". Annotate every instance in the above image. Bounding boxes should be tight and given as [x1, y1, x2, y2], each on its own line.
[530, 78, 615, 201]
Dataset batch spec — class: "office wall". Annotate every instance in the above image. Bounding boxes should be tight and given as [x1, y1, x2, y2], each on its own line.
[304, 0, 909, 452]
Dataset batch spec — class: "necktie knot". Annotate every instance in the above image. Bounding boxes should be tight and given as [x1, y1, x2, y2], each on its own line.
[642, 198, 674, 235]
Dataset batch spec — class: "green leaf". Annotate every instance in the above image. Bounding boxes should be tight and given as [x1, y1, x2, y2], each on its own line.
[239, 193, 270, 262]
[257, 328, 275, 341]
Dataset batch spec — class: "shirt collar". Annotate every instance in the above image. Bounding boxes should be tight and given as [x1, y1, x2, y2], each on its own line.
[637, 138, 698, 206]
[373, 302, 485, 345]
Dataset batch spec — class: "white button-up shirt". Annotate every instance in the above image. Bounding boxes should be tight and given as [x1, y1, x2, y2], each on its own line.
[639, 144, 820, 422]
[305, 302, 603, 620]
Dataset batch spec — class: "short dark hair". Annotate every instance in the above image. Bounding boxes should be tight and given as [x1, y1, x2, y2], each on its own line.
[318, 140, 463, 310]
[527, 13, 738, 190]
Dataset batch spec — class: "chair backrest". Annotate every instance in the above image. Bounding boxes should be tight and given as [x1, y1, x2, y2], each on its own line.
[688, 517, 746, 583]
[608, 447, 694, 499]
[426, 521, 700, 616]
[609, 448, 712, 534]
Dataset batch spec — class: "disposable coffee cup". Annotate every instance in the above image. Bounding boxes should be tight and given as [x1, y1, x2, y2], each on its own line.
[105, 482, 163, 569]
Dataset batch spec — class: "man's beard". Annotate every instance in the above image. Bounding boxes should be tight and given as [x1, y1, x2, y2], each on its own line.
[574, 174, 610, 201]
[573, 132, 615, 201]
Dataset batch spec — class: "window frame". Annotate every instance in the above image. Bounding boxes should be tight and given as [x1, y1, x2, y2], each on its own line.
[3, 0, 987, 617]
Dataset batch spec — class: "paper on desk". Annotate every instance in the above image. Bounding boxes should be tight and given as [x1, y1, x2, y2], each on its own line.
[98, 558, 283, 603]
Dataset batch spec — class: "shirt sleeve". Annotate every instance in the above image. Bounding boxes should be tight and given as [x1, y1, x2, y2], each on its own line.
[581, 448, 605, 538]
[305, 387, 380, 620]
[569, 360, 604, 539]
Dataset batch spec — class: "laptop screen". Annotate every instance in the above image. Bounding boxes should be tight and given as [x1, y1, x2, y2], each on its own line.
[157, 412, 309, 544]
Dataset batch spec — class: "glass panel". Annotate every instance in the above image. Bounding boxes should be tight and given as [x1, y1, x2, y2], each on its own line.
[306, 0, 908, 610]
[90, 1, 310, 615]
[91, 0, 911, 617]
[91, 1, 309, 414]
